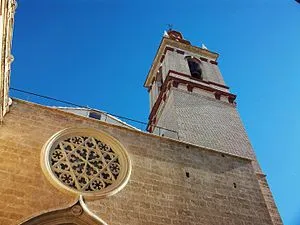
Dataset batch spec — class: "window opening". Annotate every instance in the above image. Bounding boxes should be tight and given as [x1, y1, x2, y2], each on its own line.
[156, 67, 163, 91]
[42, 128, 131, 197]
[187, 57, 202, 80]
[89, 111, 102, 120]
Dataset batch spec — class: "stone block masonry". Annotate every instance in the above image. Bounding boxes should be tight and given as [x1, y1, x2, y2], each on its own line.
[156, 87, 282, 224]
[0, 99, 274, 224]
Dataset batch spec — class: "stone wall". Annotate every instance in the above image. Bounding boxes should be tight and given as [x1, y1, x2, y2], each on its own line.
[0, 99, 274, 225]
[153, 87, 283, 224]
[0, 101, 78, 225]
[257, 175, 283, 225]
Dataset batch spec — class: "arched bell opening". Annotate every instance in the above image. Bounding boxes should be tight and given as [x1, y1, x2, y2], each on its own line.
[185, 56, 203, 80]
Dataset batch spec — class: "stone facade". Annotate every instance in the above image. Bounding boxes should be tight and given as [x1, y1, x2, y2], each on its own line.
[145, 30, 282, 224]
[0, 4, 282, 223]
[0, 99, 274, 225]
[257, 175, 284, 225]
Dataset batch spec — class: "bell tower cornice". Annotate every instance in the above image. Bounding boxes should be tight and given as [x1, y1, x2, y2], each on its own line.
[146, 71, 236, 132]
[144, 35, 219, 88]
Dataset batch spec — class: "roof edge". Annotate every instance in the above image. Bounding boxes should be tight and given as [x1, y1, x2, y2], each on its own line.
[11, 98, 254, 163]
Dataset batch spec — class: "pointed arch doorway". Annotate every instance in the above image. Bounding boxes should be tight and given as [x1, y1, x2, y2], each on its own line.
[20, 198, 106, 225]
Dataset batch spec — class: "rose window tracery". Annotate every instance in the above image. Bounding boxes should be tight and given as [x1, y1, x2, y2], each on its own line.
[42, 128, 131, 197]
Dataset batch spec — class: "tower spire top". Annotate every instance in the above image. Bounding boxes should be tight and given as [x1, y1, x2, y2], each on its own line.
[165, 29, 191, 45]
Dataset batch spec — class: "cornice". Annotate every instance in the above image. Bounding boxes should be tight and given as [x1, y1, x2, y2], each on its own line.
[147, 70, 237, 129]
[144, 37, 219, 87]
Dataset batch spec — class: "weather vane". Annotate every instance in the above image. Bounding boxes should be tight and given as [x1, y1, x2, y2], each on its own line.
[167, 24, 173, 31]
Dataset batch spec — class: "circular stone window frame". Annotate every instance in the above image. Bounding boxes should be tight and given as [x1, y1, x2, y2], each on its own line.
[41, 127, 131, 199]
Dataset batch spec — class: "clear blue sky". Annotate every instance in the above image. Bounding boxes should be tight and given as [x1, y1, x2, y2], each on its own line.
[11, 0, 300, 224]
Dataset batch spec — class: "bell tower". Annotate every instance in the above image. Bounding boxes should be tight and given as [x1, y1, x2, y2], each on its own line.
[144, 30, 283, 225]
[145, 30, 242, 158]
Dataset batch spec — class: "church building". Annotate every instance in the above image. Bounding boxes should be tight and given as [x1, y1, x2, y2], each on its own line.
[0, 1, 282, 224]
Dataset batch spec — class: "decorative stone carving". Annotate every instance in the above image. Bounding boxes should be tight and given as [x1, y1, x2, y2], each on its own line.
[71, 205, 83, 216]
[10, 0, 18, 13]
[42, 128, 131, 198]
[0, 0, 17, 122]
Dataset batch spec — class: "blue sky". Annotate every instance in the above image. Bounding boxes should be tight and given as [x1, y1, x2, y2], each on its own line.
[11, 0, 300, 224]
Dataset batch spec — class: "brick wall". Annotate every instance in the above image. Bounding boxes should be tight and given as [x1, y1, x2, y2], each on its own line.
[0, 99, 274, 224]
[170, 88, 261, 171]
[155, 92, 179, 139]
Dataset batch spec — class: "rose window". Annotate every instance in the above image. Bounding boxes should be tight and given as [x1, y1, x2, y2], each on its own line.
[42, 128, 131, 197]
